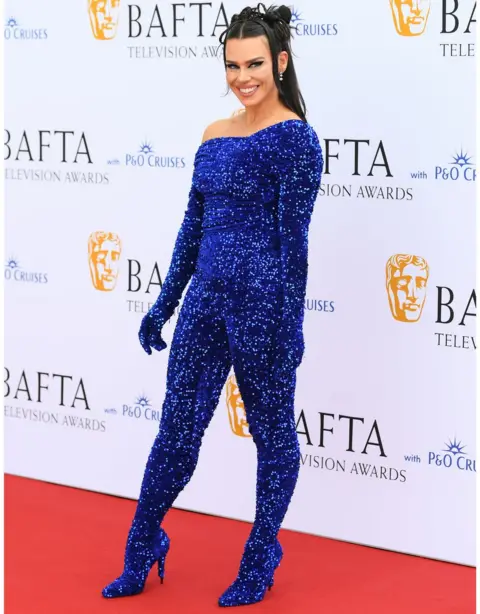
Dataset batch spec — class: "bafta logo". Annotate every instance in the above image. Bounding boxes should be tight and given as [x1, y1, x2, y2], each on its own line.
[226, 373, 251, 438]
[389, 0, 431, 37]
[88, 231, 122, 292]
[386, 254, 429, 323]
[88, 0, 120, 40]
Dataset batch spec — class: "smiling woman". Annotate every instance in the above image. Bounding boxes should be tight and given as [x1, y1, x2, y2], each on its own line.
[101, 3, 324, 610]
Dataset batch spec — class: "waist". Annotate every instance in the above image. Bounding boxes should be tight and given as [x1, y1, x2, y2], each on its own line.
[202, 197, 276, 233]
[202, 220, 276, 234]
[196, 226, 281, 280]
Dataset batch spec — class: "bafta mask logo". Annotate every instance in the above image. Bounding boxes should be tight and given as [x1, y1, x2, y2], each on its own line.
[389, 0, 431, 37]
[88, 231, 122, 292]
[226, 373, 251, 438]
[386, 254, 429, 322]
[88, 0, 120, 40]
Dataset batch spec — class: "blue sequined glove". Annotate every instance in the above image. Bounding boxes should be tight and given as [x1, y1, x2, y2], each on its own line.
[272, 129, 323, 373]
[138, 307, 169, 356]
[139, 179, 205, 355]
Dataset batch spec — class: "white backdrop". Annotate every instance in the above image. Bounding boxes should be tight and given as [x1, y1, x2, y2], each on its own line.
[4, 0, 476, 566]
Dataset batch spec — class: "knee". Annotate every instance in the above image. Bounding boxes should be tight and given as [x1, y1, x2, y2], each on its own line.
[251, 423, 300, 462]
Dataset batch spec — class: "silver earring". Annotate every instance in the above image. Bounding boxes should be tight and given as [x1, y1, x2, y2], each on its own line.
[279, 72, 284, 81]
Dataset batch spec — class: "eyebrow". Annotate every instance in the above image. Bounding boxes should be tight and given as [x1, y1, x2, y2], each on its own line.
[225, 56, 265, 64]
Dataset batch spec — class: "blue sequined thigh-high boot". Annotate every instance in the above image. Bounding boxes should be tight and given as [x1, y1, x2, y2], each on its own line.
[102, 417, 210, 598]
[103, 277, 232, 599]
[101, 424, 186, 598]
[102, 423, 210, 598]
[218, 388, 301, 607]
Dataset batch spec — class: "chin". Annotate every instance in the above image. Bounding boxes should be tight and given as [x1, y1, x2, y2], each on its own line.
[241, 96, 264, 108]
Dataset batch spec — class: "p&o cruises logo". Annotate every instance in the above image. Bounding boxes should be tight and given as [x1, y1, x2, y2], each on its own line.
[389, 0, 476, 57]
[4, 16, 48, 41]
[405, 436, 476, 473]
[386, 253, 476, 350]
[4, 257, 48, 284]
[107, 140, 186, 169]
[289, 6, 339, 37]
[88, 0, 228, 61]
[435, 149, 476, 182]
[104, 394, 161, 422]
[410, 148, 476, 182]
[429, 437, 476, 472]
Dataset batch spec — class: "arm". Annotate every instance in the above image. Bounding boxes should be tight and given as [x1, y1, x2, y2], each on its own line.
[151, 120, 230, 319]
[153, 182, 204, 319]
[139, 162, 205, 355]
[274, 129, 323, 370]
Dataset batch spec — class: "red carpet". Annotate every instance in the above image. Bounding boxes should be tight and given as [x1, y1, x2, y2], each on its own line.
[4, 475, 475, 614]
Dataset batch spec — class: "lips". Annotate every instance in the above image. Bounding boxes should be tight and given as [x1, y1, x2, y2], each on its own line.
[237, 85, 259, 97]
[407, 16, 424, 24]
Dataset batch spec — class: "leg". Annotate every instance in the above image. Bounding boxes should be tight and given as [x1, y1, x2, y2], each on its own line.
[132, 278, 231, 532]
[219, 281, 301, 607]
[236, 369, 299, 546]
[103, 276, 231, 597]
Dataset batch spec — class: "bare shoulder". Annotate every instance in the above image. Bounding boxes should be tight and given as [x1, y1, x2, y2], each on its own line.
[201, 110, 304, 144]
[281, 112, 303, 122]
[202, 108, 252, 142]
[201, 118, 235, 143]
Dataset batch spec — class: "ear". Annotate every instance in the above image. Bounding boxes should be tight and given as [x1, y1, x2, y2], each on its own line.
[277, 50, 288, 74]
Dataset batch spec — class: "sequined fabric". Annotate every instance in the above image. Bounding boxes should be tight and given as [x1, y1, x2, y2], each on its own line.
[106, 119, 323, 604]
[102, 528, 169, 597]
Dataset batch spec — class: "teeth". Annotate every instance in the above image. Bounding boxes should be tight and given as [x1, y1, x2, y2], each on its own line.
[240, 86, 258, 93]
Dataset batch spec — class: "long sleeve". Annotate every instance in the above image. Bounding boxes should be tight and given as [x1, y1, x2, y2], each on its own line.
[154, 181, 205, 320]
[274, 126, 323, 368]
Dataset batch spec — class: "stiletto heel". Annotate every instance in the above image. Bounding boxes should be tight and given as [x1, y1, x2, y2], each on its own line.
[157, 536, 170, 584]
[102, 528, 170, 598]
[157, 550, 168, 584]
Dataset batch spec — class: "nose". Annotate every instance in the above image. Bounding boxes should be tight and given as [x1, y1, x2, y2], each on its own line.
[236, 68, 252, 83]
[406, 279, 418, 301]
[411, 1, 421, 14]
[104, 253, 113, 272]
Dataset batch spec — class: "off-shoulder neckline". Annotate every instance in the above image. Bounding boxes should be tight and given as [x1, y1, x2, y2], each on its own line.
[199, 118, 308, 148]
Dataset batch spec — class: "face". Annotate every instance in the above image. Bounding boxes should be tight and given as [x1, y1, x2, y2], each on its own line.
[387, 262, 428, 322]
[390, 0, 431, 36]
[89, 235, 121, 291]
[89, 0, 121, 40]
[225, 36, 287, 108]
[226, 375, 251, 438]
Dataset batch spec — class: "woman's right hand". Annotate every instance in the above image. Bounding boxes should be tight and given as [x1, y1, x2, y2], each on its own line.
[138, 307, 168, 355]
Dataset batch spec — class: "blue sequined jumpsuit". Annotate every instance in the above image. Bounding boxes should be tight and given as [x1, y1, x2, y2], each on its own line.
[103, 119, 323, 606]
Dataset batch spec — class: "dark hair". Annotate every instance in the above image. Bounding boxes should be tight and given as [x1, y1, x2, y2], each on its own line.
[219, 3, 307, 122]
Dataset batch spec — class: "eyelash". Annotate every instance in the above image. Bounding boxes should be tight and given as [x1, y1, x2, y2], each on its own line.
[226, 61, 263, 70]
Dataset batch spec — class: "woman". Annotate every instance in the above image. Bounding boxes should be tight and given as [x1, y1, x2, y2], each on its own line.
[102, 3, 323, 607]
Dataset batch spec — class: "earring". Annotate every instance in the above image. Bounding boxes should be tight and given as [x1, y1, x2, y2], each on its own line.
[279, 72, 284, 81]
